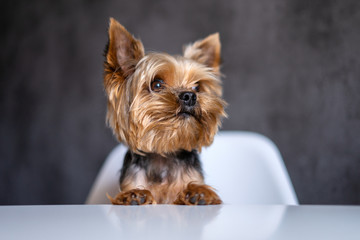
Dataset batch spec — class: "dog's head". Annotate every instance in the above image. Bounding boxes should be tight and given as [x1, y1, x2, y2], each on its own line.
[104, 18, 227, 154]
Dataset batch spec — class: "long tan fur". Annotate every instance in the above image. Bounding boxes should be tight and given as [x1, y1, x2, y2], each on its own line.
[104, 18, 226, 204]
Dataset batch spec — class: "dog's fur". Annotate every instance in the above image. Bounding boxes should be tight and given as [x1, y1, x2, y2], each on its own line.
[104, 18, 226, 205]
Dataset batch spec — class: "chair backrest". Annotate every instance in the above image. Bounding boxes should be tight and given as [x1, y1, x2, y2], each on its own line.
[86, 131, 298, 205]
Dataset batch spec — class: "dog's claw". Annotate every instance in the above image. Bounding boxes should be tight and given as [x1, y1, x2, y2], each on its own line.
[189, 196, 197, 204]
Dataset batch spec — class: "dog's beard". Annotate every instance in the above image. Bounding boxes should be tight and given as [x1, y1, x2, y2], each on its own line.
[126, 90, 224, 155]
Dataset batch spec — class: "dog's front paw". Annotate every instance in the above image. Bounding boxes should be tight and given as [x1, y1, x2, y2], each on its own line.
[174, 183, 222, 205]
[107, 189, 156, 205]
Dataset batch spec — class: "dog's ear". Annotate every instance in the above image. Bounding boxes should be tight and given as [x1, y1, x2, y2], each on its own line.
[105, 18, 145, 78]
[183, 33, 221, 72]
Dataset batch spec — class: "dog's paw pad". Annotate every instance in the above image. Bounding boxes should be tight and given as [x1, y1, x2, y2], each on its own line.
[174, 183, 222, 205]
[107, 189, 155, 205]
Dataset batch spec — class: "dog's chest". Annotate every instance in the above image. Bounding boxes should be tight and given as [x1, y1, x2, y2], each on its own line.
[145, 154, 178, 184]
[120, 150, 204, 203]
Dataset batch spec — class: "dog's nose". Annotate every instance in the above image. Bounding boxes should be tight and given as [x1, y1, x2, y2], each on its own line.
[179, 92, 197, 107]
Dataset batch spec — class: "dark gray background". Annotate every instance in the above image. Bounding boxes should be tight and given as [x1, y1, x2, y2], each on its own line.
[1, 0, 359, 205]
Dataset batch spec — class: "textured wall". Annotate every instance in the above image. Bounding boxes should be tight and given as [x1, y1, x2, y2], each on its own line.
[1, 0, 359, 204]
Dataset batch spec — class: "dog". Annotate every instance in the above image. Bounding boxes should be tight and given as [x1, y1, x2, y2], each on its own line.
[104, 18, 227, 205]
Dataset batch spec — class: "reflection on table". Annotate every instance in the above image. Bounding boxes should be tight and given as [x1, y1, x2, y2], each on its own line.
[0, 204, 359, 240]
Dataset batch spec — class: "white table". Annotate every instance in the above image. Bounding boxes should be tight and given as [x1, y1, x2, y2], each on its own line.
[1, 204, 359, 240]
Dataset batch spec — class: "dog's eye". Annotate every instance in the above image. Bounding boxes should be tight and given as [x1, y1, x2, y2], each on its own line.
[192, 83, 200, 92]
[151, 78, 165, 92]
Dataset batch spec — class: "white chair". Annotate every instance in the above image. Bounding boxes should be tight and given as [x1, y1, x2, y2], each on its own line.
[86, 131, 298, 205]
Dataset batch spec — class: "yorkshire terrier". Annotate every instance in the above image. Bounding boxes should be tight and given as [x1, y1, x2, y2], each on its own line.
[104, 18, 227, 205]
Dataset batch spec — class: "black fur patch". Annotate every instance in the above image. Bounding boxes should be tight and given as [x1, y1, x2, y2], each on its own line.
[119, 150, 203, 185]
